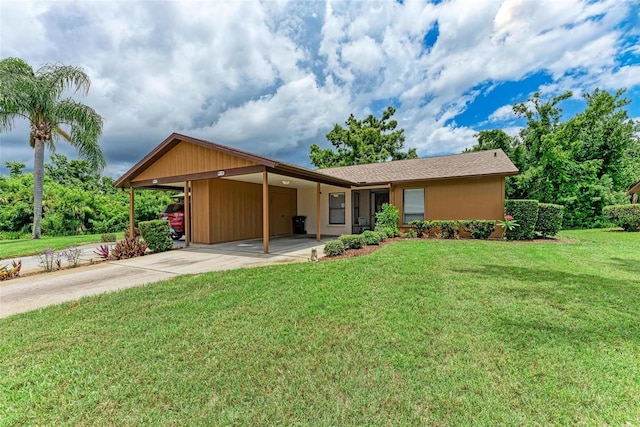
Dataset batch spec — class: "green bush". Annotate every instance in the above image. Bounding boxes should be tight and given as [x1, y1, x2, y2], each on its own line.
[603, 204, 640, 231]
[338, 234, 366, 250]
[431, 220, 459, 239]
[375, 231, 387, 242]
[101, 233, 117, 242]
[536, 204, 564, 237]
[374, 203, 400, 237]
[408, 219, 432, 237]
[139, 220, 173, 253]
[362, 230, 381, 245]
[460, 220, 496, 239]
[505, 200, 539, 240]
[323, 240, 345, 256]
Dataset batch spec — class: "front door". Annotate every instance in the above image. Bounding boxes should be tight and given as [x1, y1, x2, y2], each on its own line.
[372, 191, 389, 225]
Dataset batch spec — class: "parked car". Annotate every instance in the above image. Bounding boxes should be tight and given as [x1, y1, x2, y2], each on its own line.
[159, 203, 184, 239]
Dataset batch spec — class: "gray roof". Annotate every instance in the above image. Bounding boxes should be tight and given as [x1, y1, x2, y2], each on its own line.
[316, 149, 519, 185]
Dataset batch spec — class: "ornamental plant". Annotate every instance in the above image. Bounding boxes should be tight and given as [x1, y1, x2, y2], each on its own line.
[39, 247, 61, 272]
[497, 215, 519, 239]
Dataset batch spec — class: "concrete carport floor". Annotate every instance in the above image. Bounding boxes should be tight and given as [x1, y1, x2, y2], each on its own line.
[0, 235, 333, 319]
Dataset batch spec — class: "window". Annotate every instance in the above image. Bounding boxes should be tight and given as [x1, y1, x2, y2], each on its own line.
[329, 192, 345, 224]
[403, 188, 424, 223]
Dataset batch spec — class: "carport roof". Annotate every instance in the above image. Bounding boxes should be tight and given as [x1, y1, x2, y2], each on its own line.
[113, 133, 354, 188]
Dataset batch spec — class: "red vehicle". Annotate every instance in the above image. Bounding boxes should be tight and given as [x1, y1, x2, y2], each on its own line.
[159, 203, 184, 239]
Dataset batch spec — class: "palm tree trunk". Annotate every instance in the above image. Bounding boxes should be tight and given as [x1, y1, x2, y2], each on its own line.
[32, 139, 45, 239]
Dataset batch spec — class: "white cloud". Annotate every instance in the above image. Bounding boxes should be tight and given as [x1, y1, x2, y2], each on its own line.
[489, 105, 515, 122]
[0, 0, 638, 175]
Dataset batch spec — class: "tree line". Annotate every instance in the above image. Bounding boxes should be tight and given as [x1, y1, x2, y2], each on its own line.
[466, 88, 639, 228]
[0, 155, 171, 238]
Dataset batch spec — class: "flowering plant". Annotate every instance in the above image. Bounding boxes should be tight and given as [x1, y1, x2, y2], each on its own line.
[497, 215, 519, 238]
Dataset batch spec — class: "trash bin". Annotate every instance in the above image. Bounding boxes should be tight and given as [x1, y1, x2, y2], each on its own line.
[292, 216, 306, 234]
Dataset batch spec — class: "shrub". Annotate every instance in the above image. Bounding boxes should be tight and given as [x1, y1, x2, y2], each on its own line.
[408, 220, 431, 237]
[432, 220, 459, 239]
[374, 203, 400, 237]
[603, 204, 640, 231]
[139, 220, 173, 253]
[401, 228, 418, 238]
[338, 234, 366, 250]
[323, 239, 345, 256]
[362, 230, 381, 245]
[504, 200, 539, 240]
[101, 233, 117, 242]
[460, 220, 496, 239]
[375, 231, 387, 242]
[536, 203, 564, 237]
[112, 228, 149, 260]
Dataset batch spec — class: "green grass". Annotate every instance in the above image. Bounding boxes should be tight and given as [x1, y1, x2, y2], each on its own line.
[1, 229, 639, 425]
[0, 233, 122, 259]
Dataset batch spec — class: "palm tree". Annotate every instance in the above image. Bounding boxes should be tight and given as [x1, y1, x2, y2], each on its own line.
[0, 57, 104, 239]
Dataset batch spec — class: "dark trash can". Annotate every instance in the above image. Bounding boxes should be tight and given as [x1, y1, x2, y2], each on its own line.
[292, 216, 306, 234]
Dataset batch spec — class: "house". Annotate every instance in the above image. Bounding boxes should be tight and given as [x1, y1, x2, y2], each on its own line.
[627, 180, 640, 203]
[114, 133, 518, 252]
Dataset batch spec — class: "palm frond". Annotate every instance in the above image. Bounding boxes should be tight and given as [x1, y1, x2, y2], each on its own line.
[0, 57, 37, 132]
[53, 99, 105, 170]
[38, 63, 91, 99]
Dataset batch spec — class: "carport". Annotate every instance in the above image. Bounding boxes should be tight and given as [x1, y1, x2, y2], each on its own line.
[114, 133, 352, 253]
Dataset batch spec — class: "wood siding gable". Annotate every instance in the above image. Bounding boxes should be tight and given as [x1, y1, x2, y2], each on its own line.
[133, 140, 259, 183]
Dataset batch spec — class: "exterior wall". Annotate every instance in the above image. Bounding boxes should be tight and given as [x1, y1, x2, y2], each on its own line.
[297, 185, 352, 237]
[391, 176, 505, 230]
[133, 140, 258, 182]
[191, 178, 298, 244]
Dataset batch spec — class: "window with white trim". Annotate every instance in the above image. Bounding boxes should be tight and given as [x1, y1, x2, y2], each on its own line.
[403, 188, 425, 223]
[329, 192, 345, 224]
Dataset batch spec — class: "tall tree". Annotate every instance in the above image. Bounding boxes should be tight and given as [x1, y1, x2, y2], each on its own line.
[309, 106, 417, 168]
[465, 88, 639, 228]
[0, 57, 104, 238]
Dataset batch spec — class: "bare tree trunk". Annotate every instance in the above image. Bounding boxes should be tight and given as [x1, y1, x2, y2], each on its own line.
[32, 139, 45, 239]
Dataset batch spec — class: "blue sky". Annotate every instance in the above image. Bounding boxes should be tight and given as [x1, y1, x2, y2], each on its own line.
[1, 0, 639, 177]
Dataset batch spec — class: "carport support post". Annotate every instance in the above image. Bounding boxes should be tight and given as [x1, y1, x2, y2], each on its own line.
[184, 180, 190, 247]
[316, 183, 321, 241]
[129, 188, 135, 237]
[262, 171, 269, 253]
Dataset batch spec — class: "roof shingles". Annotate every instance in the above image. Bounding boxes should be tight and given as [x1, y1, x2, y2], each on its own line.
[316, 149, 519, 185]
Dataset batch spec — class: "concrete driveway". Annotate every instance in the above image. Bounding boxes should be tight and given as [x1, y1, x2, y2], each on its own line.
[0, 236, 330, 318]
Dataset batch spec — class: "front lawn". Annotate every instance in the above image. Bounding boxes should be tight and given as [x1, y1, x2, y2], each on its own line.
[1, 229, 638, 425]
[0, 233, 122, 259]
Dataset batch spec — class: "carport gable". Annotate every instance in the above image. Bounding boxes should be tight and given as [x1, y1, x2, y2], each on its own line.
[114, 132, 352, 189]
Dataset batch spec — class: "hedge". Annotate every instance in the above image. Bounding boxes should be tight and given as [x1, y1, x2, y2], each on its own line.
[536, 203, 564, 237]
[505, 199, 539, 240]
[139, 220, 173, 253]
[603, 204, 640, 231]
[338, 234, 366, 249]
[323, 240, 345, 256]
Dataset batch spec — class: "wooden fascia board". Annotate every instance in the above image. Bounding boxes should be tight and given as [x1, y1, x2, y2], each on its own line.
[130, 165, 266, 188]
